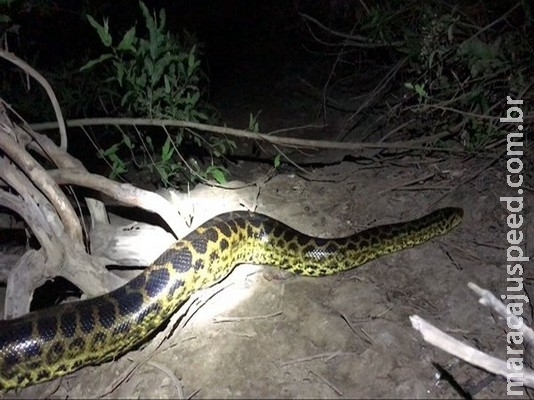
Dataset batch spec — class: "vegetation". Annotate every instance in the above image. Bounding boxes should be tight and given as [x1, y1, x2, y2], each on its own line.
[80, 1, 232, 186]
[0, 0, 531, 185]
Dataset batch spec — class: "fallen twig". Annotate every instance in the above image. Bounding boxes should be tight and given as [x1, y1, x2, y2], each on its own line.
[31, 117, 460, 152]
[410, 282, 534, 389]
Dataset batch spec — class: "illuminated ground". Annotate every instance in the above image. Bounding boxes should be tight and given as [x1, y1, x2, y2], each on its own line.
[11, 156, 530, 398]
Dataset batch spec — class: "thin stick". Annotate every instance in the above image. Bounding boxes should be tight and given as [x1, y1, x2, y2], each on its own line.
[410, 315, 534, 388]
[468, 282, 534, 346]
[309, 369, 344, 396]
[281, 351, 344, 367]
[0, 50, 67, 150]
[213, 311, 283, 323]
[30, 117, 458, 152]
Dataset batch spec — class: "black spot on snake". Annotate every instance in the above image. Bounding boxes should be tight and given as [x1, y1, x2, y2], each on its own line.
[37, 317, 58, 342]
[16, 373, 31, 385]
[60, 312, 77, 338]
[191, 237, 208, 254]
[359, 240, 370, 248]
[56, 364, 68, 372]
[288, 242, 298, 252]
[205, 228, 219, 242]
[113, 321, 130, 335]
[194, 259, 205, 270]
[128, 274, 146, 290]
[69, 337, 85, 352]
[115, 292, 143, 316]
[219, 238, 229, 251]
[78, 305, 95, 334]
[262, 221, 274, 235]
[136, 302, 161, 325]
[145, 268, 170, 298]
[247, 217, 261, 228]
[283, 229, 295, 243]
[360, 231, 372, 241]
[302, 245, 316, 256]
[297, 234, 309, 246]
[97, 300, 116, 328]
[13, 322, 32, 345]
[36, 370, 50, 381]
[273, 225, 285, 238]
[169, 248, 193, 273]
[314, 238, 327, 247]
[3, 353, 18, 368]
[236, 217, 248, 229]
[325, 243, 339, 253]
[92, 332, 106, 347]
[166, 279, 184, 301]
[218, 222, 231, 237]
[46, 342, 64, 365]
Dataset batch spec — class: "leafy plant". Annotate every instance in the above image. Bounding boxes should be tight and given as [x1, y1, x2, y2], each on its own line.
[82, 1, 233, 187]
[394, 5, 530, 151]
[404, 82, 427, 104]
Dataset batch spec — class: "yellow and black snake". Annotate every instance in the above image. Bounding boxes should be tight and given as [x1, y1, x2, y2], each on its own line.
[0, 207, 463, 392]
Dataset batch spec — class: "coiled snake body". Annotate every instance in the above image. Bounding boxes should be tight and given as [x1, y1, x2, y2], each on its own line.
[0, 207, 463, 391]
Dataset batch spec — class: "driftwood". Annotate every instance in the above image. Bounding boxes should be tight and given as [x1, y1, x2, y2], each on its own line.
[411, 282, 534, 392]
[0, 105, 189, 318]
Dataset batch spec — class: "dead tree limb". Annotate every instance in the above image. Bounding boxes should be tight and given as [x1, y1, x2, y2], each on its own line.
[0, 49, 67, 150]
[411, 282, 534, 389]
[0, 107, 187, 318]
[30, 117, 461, 152]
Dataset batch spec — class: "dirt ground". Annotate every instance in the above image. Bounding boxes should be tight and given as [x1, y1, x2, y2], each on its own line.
[7, 152, 533, 398]
[3, 54, 533, 399]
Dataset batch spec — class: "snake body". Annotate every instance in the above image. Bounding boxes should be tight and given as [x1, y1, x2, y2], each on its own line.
[0, 207, 463, 391]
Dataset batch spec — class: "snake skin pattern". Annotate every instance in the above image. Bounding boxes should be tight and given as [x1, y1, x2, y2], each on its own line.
[0, 207, 463, 391]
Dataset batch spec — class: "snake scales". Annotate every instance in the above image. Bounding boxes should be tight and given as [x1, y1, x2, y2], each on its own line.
[0, 207, 463, 391]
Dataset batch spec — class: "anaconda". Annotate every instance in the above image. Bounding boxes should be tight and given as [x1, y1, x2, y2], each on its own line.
[0, 207, 463, 391]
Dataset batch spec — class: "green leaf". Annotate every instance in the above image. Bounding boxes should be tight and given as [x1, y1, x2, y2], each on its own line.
[118, 27, 137, 52]
[415, 83, 426, 98]
[79, 54, 113, 72]
[122, 133, 133, 149]
[164, 75, 171, 93]
[161, 137, 174, 161]
[274, 153, 281, 168]
[102, 143, 121, 157]
[87, 15, 112, 47]
[208, 167, 227, 184]
[116, 62, 125, 86]
[187, 49, 197, 76]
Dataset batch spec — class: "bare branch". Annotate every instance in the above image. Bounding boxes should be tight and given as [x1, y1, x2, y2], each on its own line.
[0, 50, 67, 150]
[30, 117, 461, 152]
[0, 123, 83, 243]
[411, 282, 534, 390]
[48, 169, 189, 238]
[410, 315, 534, 388]
[468, 282, 534, 347]
[299, 12, 402, 47]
